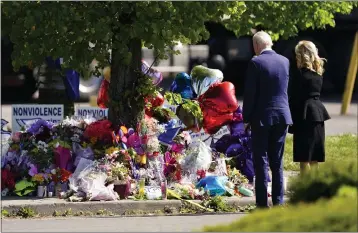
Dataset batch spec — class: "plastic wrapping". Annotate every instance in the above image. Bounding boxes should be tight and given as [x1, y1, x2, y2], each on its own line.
[72, 143, 94, 167]
[69, 160, 118, 201]
[181, 141, 212, 174]
[196, 176, 228, 196]
[211, 158, 228, 176]
[148, 155, 165, 183]
[145, 186, 162, 200]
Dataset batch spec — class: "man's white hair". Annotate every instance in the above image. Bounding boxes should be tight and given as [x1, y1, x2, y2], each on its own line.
[253, 31, 273, 48]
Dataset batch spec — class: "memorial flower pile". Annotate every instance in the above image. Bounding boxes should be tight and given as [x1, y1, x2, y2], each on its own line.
[1, 66, 254, 201]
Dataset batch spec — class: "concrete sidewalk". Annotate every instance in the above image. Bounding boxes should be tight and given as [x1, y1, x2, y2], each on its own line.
[2, 171, 297, 217]
[1, 196, 257, 217]
[1, 195, 292, 217]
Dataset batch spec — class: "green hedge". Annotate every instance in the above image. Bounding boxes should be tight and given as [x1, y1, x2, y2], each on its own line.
[288, 160, 357, 204]
[203, 186, 358, 232]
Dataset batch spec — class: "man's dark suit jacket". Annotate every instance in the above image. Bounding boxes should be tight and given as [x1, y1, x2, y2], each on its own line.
[243, 50, 292, 126]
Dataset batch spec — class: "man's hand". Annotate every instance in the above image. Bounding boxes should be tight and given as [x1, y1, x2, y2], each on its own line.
[244, 123, 251, 133]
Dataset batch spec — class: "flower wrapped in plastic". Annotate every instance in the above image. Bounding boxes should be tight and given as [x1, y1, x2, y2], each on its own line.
[147, 152, 165, 184]
[164, 152, 182, 183]
[180, 141, 212, 175]
[73, 143, 94, 167]
[69, 162, 119, 201]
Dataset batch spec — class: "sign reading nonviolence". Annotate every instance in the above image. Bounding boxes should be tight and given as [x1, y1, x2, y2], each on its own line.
[75, 107, 108, 120]
[12, 104, 64, 132]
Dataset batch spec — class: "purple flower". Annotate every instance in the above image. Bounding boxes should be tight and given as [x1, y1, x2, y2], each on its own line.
[27, 120, 54, 135]
[28, 163, 38, 176]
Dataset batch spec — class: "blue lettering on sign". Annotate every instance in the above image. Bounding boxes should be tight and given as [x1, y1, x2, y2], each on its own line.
[13, 107, 62, 117]
[78, 109, 107, 118]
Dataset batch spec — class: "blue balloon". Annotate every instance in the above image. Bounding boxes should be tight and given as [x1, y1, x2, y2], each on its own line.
[170, 72, 194, 99]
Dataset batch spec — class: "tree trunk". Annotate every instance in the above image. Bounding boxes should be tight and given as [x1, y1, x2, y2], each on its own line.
[108, 38, 143, 128]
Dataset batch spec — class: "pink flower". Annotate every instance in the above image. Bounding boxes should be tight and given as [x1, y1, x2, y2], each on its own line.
[181, 131, 192, 144]
[171, 143, 184, 153]
[11, 132, 21, 142]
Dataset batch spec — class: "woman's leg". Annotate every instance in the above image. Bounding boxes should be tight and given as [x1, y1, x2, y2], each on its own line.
[310, 161, 319, 169]
[300, 162, 310, 174]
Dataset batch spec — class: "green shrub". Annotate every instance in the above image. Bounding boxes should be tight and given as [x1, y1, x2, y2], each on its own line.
[203, 187, 358, 232]
[288, 160, 357, 204]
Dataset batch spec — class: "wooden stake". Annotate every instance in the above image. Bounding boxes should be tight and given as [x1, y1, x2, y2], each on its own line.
[341, 31, 358, 115]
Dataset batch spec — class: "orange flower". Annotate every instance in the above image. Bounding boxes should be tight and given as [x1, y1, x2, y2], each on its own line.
[90, 137, 98, 144]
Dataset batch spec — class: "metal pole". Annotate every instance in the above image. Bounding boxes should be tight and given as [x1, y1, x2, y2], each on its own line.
[341, 31, 358, 115]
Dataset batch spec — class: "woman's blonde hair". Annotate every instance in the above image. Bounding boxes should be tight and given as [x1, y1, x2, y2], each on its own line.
[295, 40, 326, 76]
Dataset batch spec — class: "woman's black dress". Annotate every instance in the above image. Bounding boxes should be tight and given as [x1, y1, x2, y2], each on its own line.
[288, 68, 331, 162]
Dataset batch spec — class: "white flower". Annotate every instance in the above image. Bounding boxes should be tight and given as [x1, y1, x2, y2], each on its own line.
[146, 137, 160, 154]
[51, 169, 57, 175]
[20, 150, 28, 157]
[157, 124, 166, 134]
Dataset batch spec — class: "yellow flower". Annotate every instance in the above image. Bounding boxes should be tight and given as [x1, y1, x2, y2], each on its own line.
[105, 147, 119, 155]
[90, 137, 98, 144]
[32, 174, 44, 183]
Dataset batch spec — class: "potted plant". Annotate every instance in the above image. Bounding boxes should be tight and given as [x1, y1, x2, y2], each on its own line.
[32, 173, 49, 198]
[51, 168, 72, 197]
[111, 163, 130, 200]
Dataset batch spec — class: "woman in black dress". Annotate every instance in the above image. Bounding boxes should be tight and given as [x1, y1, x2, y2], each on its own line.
[288, 40, 331, 173]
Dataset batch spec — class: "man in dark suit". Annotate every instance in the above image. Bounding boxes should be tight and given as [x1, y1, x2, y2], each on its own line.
[243, 31, 292, 208]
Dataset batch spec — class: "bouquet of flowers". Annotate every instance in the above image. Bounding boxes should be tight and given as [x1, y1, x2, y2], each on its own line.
[32, 173, 51, 186]
[28, 141, 53, 171]
[110, 162, 130, 183]
[1, 165, 15, 192]
[51, 168, 72, 184]
[83, 120, 114, 146]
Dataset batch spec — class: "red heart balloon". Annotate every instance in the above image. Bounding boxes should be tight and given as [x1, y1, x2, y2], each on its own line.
[97, 79, 110, 108]
[198, 82, 238, 135]
[202, 110, 234, 135]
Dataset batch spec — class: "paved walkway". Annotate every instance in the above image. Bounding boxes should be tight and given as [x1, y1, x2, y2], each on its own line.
[1, 214, 247, 232]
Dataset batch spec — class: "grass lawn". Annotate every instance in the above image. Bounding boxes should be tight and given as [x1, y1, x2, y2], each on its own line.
[283, 134, 357, 171]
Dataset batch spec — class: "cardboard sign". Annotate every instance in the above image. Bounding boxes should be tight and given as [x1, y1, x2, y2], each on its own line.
[1, 119, 11, 141]
[12, 104, 64, 132]
[190, 126, 230, 146]
[75, 107, 108, 120]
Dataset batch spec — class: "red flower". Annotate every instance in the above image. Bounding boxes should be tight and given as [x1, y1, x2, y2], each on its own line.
[1, 169, 15, 191]
[52, 168, 72, 183]
[84, 120, 113, 144]
[196, 169, 206, 180]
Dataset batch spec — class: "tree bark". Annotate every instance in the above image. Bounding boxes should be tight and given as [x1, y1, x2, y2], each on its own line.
[108, 38, 143, 128]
